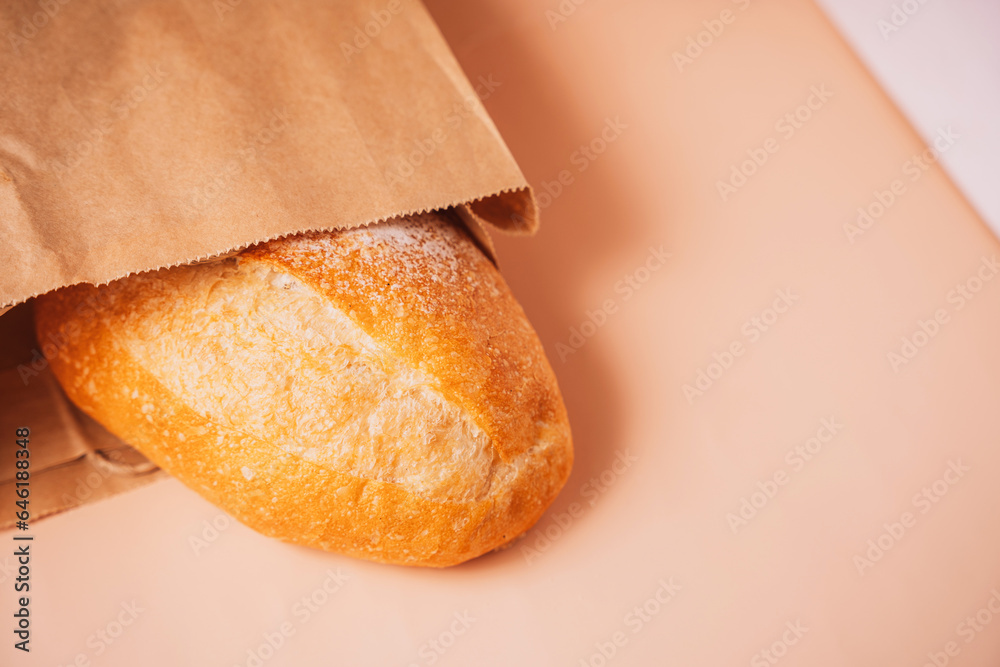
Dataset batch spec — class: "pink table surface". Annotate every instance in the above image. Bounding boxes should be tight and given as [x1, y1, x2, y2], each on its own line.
[5, 0, 1000, 665]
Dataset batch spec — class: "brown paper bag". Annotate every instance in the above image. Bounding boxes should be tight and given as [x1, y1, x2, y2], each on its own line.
[0, 0, 538, 528]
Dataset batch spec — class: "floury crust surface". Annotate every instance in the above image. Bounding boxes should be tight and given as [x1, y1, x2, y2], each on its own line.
[35, 211, 573, 566]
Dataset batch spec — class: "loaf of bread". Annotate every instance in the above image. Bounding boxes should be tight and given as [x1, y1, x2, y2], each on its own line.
[34, 211, 573, 567]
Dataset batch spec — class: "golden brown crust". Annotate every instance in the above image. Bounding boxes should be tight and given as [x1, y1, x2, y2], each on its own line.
[34, 211, 572, 566]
